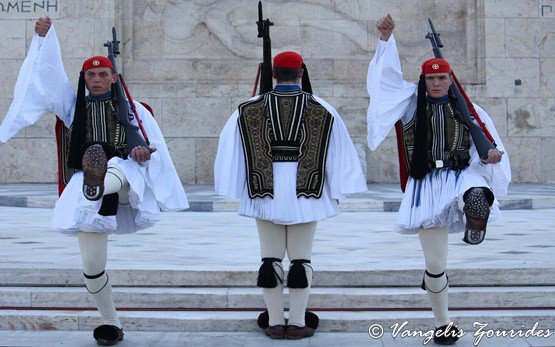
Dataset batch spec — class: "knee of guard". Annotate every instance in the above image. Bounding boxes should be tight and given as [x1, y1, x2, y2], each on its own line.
[287, 259, 312, 289]
[107, 164, 123, 176]
[105, 166, 125, 192]
[257, 257, 283, 288]
[83, 270, 109, 294]
[463, 187, 494, 207]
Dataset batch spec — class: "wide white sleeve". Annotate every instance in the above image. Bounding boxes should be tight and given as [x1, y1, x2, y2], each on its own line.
[214, 109, 246, 199]
[314, 96, 368, 199]
[0, 25, 75, 142]
[133, 103, 189, 211]
[467, 104, 511, 197]
[366, 35, 417, 150]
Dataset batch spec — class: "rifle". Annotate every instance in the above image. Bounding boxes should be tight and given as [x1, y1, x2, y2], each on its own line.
[425, 18, 495, 158]
[104, 27, 150, 149]
[253, 1, 273, 96]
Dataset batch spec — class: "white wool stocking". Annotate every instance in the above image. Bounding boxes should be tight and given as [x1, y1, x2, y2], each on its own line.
[418, 227, 450, 327]
[286, 222, 316, 327]
[257, 219, 287, 326]
[77, 231, 121, 328]
[257, 220, 317, 327]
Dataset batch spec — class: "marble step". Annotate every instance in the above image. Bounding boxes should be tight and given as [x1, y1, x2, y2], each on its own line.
[1, 286, 554, 310]
[1, 309, 554, 333]
[2, 267, 555, 287]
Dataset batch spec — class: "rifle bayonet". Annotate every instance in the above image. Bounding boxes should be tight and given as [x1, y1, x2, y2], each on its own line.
[111, 27, 120, 56]
[425, 18, 444, 59]
[257, 1, 264, 38]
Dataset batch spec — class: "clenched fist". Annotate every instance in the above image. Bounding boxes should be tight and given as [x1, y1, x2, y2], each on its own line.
[35, 16, 52, 37]
[376, 13, 394, 41]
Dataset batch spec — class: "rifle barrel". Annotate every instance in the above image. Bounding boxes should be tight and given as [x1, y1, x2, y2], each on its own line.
[111, 27, 120, 56]
[427, 18, 443, 47]
[433, 47, 444, 59]
[257, 1, 263, 38]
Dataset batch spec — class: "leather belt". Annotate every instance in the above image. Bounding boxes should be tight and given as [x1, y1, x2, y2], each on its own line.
[428, 158, 469, 170]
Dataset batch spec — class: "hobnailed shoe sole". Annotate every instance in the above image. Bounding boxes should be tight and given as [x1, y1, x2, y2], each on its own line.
[82, 144, 108, 201]
[463, 189, 490, 245]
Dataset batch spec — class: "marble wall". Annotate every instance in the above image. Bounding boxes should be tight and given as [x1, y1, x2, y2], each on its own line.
[0, 0, 553, 184]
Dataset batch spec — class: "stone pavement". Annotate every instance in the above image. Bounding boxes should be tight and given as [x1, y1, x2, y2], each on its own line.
[1, 183, 555, 212]
[1, 206, 555, 346]
[1, 207, 555, 272]
[1, 183, 555, 346]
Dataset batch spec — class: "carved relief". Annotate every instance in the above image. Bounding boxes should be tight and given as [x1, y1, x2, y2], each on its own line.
[123, 0, 483, 83]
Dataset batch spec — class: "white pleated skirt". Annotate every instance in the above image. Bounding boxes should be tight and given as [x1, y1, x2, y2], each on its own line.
[238, 162, 340, 225]
[395, 168, 501, 234]
[51, 158, 161, 236]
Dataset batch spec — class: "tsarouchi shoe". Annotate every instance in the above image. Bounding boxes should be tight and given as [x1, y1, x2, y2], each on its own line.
[93, 325, 124, 346]
[433, 324, 460, 345]
[285, 325, 315, 339]
[263, 325, 286, 339]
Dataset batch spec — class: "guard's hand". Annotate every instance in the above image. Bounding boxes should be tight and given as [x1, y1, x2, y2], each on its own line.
[376, 13, 394, 41]
[481, 148, 504, 164]
[130, 146, 156, 163]
[35, 17, 52, 37]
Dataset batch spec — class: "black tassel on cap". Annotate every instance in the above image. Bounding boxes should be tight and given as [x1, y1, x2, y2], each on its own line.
[67, 71, 88, 170]
[301, 63, 312, 94]
[410, 74, 430, 180]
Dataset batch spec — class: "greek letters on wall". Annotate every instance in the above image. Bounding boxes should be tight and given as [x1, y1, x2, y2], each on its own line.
[0, 1, 58, 13]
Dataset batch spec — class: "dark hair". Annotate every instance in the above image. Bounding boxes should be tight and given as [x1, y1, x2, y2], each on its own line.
[273, 68, 302, 83]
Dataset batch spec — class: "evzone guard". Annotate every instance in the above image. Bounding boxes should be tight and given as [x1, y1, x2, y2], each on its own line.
[0, 17, 188, 346]
[366, 14, 511, 345]
[215, 51, 367, 339]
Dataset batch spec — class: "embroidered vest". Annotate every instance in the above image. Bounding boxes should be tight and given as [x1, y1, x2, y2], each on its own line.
[84, 99, 127, 150]
[402, 100, 471, 173]
[238, 90, 334, 199]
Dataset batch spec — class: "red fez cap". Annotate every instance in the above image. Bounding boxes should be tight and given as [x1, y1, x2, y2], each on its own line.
[421, 58, 451, 75]
[273, 51, 303, 69]
[82, 56, 113, 72]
